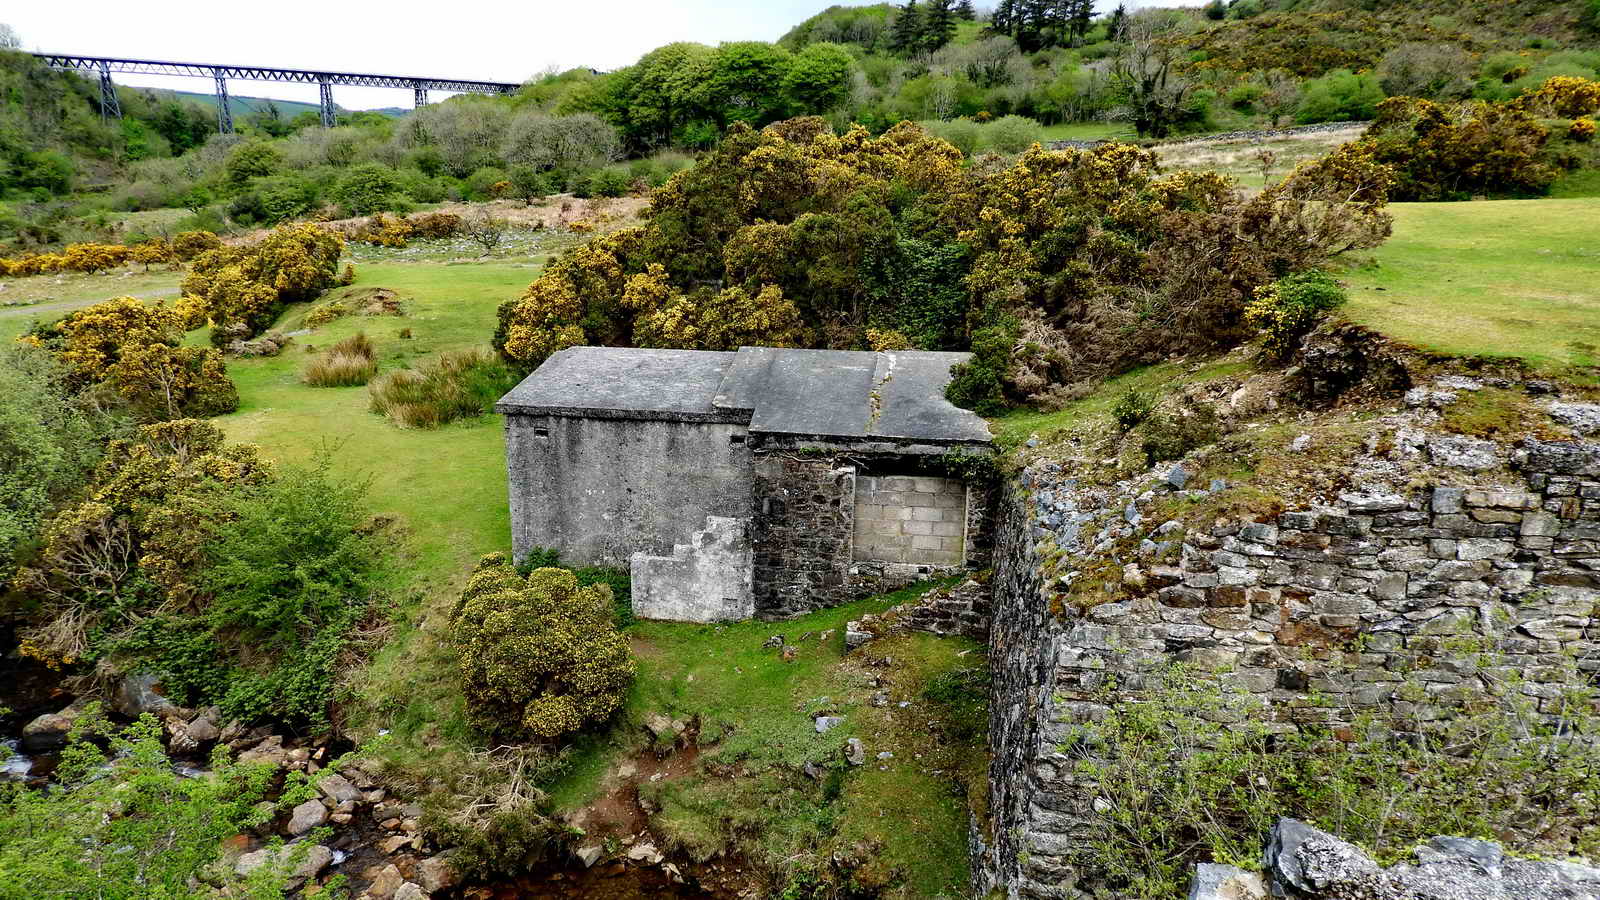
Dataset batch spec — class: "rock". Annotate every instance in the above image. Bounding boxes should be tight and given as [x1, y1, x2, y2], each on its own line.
[316, 773, 361, 805]
[237, 735, 289, 768]
[845, 738, 866, 766]
[762, 634, 785, 649]
[844, 622, 873, 649]
[20, 704, 81, 753]
[644, 713, 678, 742]
[1549, 402, 1600, 436]
[1290, 433, 1312, 452]
[1208, 478, 1227, 493]
[1166, 465, 1190, 489]
[114, 672, 174, 718]
[286, 799, 329, 835]
[1260, 818, 1600, 899]
[394, 883, 429, 900]
[1187, 862, 1268, 900]
[626, 843, 664, 865]
[367, 863, 405, 900]
[576, 845, 603, 868]
[416, 853, 460, 892]
[235, 842, 332, 887]
[1427, 435, 1499, 471]
[185, 716, 220, 743]
[1266, 818, 1379, 894]
[814, 715, 845, 734]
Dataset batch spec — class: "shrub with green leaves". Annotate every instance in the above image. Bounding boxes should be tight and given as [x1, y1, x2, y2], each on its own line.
[1244, 269, 1347, 360]
[449, 554, 635, 740]
[0, 713, 276, 898]
[0, 345, 112, 589]
[1069, 659, 1600, 898]
[1111, 387, 1155, 432]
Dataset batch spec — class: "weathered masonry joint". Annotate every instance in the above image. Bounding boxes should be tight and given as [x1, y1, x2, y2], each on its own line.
[495, 346, 996, 622]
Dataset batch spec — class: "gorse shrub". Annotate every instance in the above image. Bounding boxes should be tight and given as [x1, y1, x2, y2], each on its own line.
[20, 296, 238, 422]
[302, 332, 378, 387]
[1357, 96, 1556, 200]
[179, 223, 344, 345]
[515, 548, 634, 628]
[497, 118, 1389, 399]
[1243, 269, 1347, 361]
[367, 348, 519, 427]
[1111, 387, 1155, 432]
[449, 554, 635, 740]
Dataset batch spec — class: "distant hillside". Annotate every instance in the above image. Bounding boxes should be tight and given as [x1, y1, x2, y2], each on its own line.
[164, 89, 405, 118]
[1184, 0, 1599, 79]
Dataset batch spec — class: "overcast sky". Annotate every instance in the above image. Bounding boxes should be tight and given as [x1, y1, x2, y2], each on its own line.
[7, 0, 1168, 111]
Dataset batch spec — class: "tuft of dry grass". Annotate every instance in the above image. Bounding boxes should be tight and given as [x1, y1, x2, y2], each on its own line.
[367, 347, 518, 428]
[303, 332, 378, 387]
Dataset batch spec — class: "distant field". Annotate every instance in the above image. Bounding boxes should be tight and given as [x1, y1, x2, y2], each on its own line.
[1038, 121, 1135, 142]
[1341, 198, 1600, 371]
[0, 268, 180, 342]
[1154, 125, 1365, 188]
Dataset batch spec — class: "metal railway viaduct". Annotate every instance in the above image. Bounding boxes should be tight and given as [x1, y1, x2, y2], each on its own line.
[31, 52, 522, 132]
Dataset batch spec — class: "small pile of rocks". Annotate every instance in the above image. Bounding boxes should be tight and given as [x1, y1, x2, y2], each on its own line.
[1190, 819, 1600, 900]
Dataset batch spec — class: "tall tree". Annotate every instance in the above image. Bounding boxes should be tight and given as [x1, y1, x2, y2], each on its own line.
[890, 1, 924, 55]
[1068, 0, 1095, 41]
[1109, 10, 1196, 138]
[1107, 3, 1128, 42]
[988, 0, 1017, 37]
[954, 0, 977, 22]
[923, 0, 958, 53]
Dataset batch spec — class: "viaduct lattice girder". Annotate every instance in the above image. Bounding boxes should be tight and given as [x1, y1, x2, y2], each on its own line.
[33, 53, 522, 95]
[35, 52, 520, 133]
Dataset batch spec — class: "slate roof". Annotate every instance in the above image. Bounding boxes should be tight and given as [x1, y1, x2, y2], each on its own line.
[496, 346, 991, 445]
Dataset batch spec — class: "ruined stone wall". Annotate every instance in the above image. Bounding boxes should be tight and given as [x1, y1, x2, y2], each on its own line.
[980, 438, 1600, 899]
[751, 452, 997, 618]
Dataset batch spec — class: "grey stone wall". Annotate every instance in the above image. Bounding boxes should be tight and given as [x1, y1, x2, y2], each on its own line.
[631, 516, 754, 623]
[504, 414, 753, 568]
[981, 438, 1600, 899]
[853, 474, 968, 566]
[752, 452, 997, 618]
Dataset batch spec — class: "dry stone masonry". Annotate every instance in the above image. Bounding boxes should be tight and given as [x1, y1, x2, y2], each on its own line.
[979, 428, 1600, 898]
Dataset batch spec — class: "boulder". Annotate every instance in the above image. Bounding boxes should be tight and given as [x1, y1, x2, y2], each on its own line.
[814, 715, 845, 734]
[286, 799, 329, 835]
[185, 716, 220, 744]
[627, 843, 664, 865]
[367, 863, 404, 900]
[234, 842, 331, 888]
[576, 845, 603, 868]
[114, 672, 173, 718]
[845, 738, 866, 766]
[20, 705, 79, 753]
[416, 853, 460, 892]
[316, 772, 361, 805]
[1549, 402, 1600, 436]
[394, 883, 429, 900]
[1255, 818, 1600, 899]
[1187, 863, 1267, 900]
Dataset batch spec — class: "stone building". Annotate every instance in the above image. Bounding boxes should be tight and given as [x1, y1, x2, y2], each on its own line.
[495, 345, 995, 622]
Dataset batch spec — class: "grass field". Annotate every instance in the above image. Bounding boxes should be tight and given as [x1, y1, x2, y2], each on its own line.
[1038, 121, 1136, 142]
[0, 268, 180, 342]
[1340, 198, 1600, 371]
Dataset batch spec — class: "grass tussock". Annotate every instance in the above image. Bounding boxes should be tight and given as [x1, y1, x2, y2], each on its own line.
[303, 333, 378, 387]
[368, 348, 519, 428]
